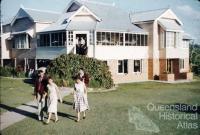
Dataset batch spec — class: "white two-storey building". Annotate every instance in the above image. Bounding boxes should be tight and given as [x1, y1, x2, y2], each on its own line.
[1, 0, 192, 83]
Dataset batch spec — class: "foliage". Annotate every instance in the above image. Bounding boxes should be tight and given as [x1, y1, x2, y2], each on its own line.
[190, 44, 200, 75]
[46, 54, 114, 89]
[0, 66, 26, 78]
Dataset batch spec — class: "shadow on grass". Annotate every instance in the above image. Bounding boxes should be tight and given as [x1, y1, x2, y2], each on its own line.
[62, 101, 73, 106]
[23, 79, 34, 86]
[0, 103, 77, 121]
[21, 103, 37, 109]
[171, 103, 200, 114]
[0, 104, 38, 120]
[57, 112, 77, 121]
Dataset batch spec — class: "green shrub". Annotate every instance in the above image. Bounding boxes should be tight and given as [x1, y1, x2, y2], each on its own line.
[0, 66, 14, 77]
[0, 66, 26, 78]
[46, 54, 114, 89]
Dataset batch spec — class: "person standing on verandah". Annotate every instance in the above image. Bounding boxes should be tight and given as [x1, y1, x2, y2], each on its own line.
[45, 77, 62, 124]
[34, 70, 48, 121]
[73, 76, 89, 122]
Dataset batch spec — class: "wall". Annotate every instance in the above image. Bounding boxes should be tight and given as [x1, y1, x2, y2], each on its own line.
[107, 59, 148, 83]
[1, 33, 12, 59]
[94, 46, 149, 60]
[12, 18, 33, 32]
[159, 48, 189, 59]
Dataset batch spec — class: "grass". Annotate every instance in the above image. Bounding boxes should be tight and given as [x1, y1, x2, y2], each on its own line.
[0, 77, 34, 114]
[1, 77, 200, 135]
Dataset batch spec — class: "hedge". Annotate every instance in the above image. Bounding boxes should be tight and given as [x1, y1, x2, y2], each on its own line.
[46, 54, 114, 89]
[0, 66, 26, 78]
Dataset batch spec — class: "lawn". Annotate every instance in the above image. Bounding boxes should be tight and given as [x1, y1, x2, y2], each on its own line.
[0, 77, 34, 114]
[1, 77, 200, 135]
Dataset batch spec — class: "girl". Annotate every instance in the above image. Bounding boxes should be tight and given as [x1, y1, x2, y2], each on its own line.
[45, 77, 62, 124]
[73, 76, 89, 122]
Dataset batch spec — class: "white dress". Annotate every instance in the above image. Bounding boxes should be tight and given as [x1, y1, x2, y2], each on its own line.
[47, 83, 59, 113]
[74, 82, 89, 112]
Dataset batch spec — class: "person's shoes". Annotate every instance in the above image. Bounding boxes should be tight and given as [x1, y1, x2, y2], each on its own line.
[41, 117, 44, 121]
[55, 119, 59, 123]
[44, 121, 49, 125]
[83, 116, 86, 119]
[75, 119, 80, 122]
[38, 116, 41, 121]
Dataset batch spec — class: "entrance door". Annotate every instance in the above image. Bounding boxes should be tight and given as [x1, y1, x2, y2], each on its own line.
[75, 34, 88, 55]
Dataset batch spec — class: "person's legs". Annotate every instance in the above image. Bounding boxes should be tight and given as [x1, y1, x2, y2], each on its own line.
[40, 98, 45, 121]
[46, 112, 52, 123]
[77, 112, 80, 121]
[55, 112, 58, 122]
[37, 94, 42, 121]
[83, 111, 86, 119]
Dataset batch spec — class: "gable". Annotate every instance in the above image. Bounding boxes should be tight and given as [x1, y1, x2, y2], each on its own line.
[11, 8, 33, 26]
[67, 6, 101, 22]
[67, 2, 80, 12]
[158, 9, 182, 25]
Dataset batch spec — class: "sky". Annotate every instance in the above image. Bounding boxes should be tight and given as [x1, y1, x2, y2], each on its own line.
[1, 0, 200, 44]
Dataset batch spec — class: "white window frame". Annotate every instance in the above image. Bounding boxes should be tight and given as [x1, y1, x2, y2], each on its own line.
[117, 59, 128, 74]
[179, 59, 185, 72]
[133, 59, 142, 73]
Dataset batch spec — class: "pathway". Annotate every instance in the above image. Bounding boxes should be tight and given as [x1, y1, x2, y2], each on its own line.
[0, 87, 73, 130]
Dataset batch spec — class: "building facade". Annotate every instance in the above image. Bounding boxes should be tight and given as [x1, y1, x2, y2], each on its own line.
[1, 0, 193, 83]
[1, 7, 61, 71]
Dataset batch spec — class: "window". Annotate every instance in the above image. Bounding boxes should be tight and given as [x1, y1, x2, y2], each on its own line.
[90, 31, 93, 45]
[14, 34, 29, 49]
[39, 34, 49, 47]
[68, 31, 73, 45]
[166, 32, 174, 47]
[134, 60, 142, 72]
[166, 32, 181, 48]
[182, 40, 189, 48]
[39, 32, 66, 47]
[166, 59, 173, 73]
[159, 30, 165, 48]
[125, 33, 147, 46]
[118, 60, 128, 74]
[96, 32, 124, 46]
[179, 59, 185, 70]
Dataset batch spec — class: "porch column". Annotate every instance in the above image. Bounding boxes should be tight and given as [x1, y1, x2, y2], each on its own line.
[27, 58, 29, 69]
[24, 58, 27, 72]
[94, 30, 96, 58]
[1, 59, 3, 67]
[35, 59, 38, 70]
[123, 32, 125, 46]
[14, 58, 17, 68]
[66, 31, 68, 53]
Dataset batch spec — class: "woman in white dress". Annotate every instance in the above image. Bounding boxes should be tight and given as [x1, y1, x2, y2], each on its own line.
[45, 77, 62, 124]
[73, 76, 89, 122]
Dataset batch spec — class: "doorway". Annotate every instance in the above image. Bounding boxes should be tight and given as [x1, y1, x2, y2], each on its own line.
[75, 34, 88, 55]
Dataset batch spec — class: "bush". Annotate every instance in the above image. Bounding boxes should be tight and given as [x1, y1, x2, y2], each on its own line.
[0, 66, 26, 78]
[46, 54, 114, 89]
[0, 66, 14, 77]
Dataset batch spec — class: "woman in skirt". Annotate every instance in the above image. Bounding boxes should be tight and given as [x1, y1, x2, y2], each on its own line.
[45, 77, 62, 124]
[73, 76, 89, 122]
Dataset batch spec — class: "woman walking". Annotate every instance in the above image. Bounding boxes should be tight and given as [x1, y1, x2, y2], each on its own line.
[45, 77, 62, 124]
[73, 76, 89, 122]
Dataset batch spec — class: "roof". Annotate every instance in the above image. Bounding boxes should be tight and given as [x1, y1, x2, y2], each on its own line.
[36, 47, 67, 59]
[76, 0, 145, 33]
[10, 8, 62, 26]
[18, 48, 36, 59]
[131, 8, 168, 23]
[40, 0, 146, 33]
[39, 12, 76, 32]
[183, 33, 193, 40]
[2, 17, 14, 25]
[158, 18, 183, 32]
[23, 8, 61, 23]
